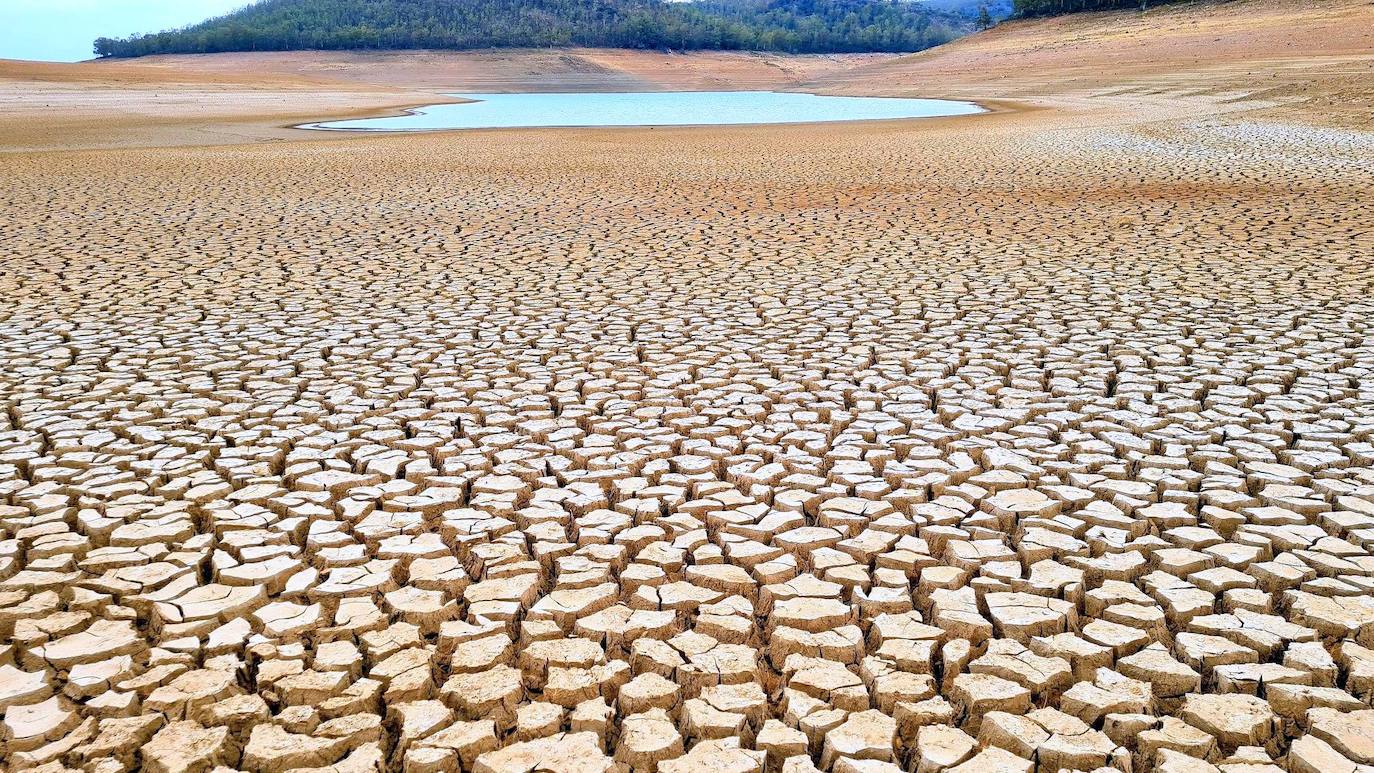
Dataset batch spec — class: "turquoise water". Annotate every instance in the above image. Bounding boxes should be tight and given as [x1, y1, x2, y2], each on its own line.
[302, 91, 983, 131]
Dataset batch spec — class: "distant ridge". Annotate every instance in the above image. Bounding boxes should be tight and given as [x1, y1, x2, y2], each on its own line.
[94, 0, 970, 58]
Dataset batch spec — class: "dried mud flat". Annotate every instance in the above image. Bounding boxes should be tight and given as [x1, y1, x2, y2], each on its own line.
[1, 1, 1373, 772]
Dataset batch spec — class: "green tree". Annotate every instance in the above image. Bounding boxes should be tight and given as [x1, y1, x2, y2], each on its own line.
[92, 0, 970, 57]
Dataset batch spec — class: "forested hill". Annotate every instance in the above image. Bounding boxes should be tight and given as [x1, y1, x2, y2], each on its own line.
[93, 0, 971, 58]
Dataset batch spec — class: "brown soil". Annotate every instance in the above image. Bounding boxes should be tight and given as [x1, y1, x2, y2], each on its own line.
[808, 0, 1374, 127]
[0, 49, 889, 152]
[142, 48, 893, 91]
[0, 57, 437, 151]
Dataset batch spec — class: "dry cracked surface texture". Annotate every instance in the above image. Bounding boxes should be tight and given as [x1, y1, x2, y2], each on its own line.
[1, 5, 1373, 773]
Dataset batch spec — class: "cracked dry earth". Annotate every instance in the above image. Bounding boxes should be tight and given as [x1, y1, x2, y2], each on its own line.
[1, 97, 1373, 773]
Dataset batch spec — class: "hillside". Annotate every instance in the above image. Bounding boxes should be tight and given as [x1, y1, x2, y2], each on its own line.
[807, 0, 1373, 125]
[93, 0, 968, 58]
[113, 48, 890, 91]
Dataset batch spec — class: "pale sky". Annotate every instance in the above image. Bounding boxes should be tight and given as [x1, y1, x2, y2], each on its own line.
[1, 0, 251, 62]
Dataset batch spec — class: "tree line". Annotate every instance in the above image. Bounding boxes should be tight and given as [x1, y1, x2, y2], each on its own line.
[1011, 0, 1179, 16]
[94, 0, 969, 58]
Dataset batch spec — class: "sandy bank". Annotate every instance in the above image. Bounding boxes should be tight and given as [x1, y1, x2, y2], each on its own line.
[0, 49, 890, 152]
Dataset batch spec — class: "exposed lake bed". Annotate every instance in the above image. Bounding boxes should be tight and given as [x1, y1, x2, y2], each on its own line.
[301, 90, 984, 131]
[3, 0, 1374, 768]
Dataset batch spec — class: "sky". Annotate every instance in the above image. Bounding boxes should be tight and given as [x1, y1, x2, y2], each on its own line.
[1, 0, 250, 62]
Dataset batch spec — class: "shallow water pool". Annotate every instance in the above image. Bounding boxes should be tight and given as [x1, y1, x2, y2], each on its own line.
[301, 91, 984, 131]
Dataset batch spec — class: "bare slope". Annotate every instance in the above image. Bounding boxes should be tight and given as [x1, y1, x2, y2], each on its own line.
[809, 0, 1374, 126]
[128, 48, 892, 92]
